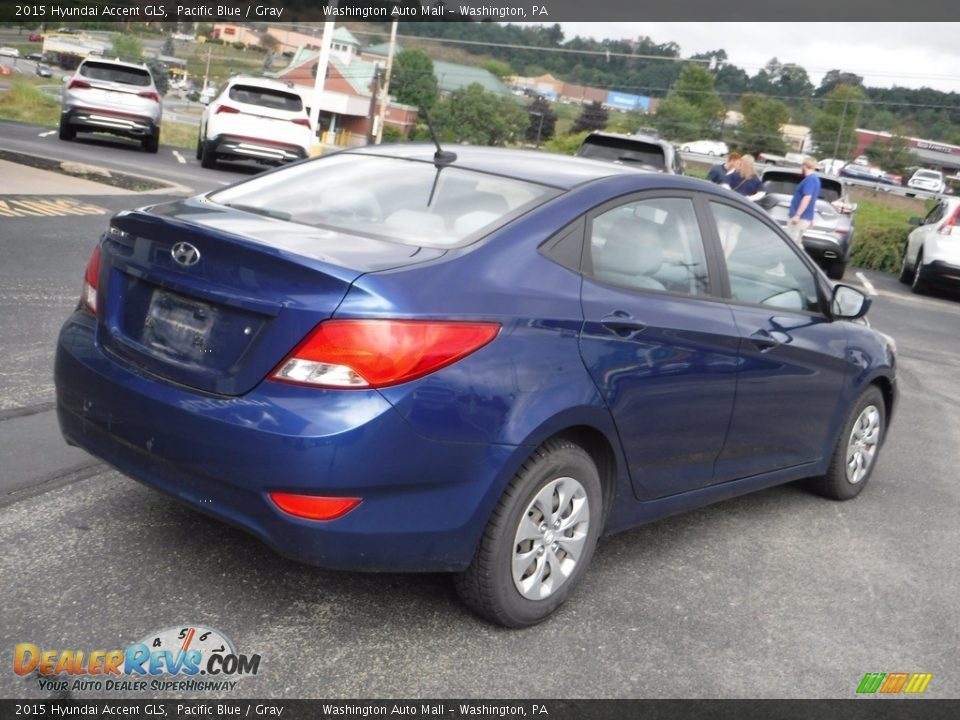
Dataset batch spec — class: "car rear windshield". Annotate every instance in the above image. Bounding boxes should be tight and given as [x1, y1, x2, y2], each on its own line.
[915, 170, 941, 179]
[79, 61, 151, 86]
[577, 135, 666, 170]
[228, 84, 303, 112]
[763, 173, 842, 202]
[208, 154, 559, 249]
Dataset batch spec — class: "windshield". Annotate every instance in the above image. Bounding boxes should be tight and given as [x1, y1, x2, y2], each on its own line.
[577, 135, 666, 170]
[80, 61, 151, 86]
[229, 84, 303, 112]
[209, 154, 559, 249]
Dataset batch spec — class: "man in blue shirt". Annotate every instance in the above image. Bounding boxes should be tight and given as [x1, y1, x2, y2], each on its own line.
[788, 157, 821, 245]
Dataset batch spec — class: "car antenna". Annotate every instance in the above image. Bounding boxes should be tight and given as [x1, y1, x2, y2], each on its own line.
[422, 106, 456, 168]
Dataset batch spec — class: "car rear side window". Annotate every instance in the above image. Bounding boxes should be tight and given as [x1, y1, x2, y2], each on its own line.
[79, 62, 151, 86]
[587, 197, 710, 296]
[229, 84, 303, 112]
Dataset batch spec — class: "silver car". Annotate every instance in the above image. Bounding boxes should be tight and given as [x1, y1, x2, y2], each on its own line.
[899, 197, 960, 294]
[59, 58, 162, 153]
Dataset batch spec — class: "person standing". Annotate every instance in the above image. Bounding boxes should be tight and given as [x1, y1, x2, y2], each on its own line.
[724, 154, 764, 199]
[788, 156, 821, 245]
[707, 151, 740, 184]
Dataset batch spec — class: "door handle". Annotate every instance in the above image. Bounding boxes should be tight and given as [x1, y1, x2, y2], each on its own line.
[601, 311, 647, 338]
[749, 328, 780, 352]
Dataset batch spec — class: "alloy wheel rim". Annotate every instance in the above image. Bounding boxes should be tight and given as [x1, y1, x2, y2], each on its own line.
[846, 405, 881, 485]
[512, 476, 589, 600]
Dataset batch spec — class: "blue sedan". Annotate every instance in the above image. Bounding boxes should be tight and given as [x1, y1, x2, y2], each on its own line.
[55, 145, 897, 627]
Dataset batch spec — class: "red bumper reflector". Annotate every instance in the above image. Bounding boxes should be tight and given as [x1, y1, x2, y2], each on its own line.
[268, 492, 361, 521]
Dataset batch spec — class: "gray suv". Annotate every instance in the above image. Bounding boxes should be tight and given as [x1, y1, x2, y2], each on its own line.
[60, 58, 163, 153]
[576, 131, 684, 174]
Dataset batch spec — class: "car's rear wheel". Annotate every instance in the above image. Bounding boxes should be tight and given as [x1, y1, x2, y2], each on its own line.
[911, 250, 929, 294]
[805, 385, 885, 501]
[58, 118, 75, 142]
[200, 140, 217, 169]
[142, 132, 159, 154]
[454, 438, 602, 628]
[195, 132, 203, 160]
[898, 246, 916, 284]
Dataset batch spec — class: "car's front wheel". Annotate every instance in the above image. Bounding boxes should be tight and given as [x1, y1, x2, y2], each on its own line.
[142, 132, 159, 154]
[455, 438, 603, 627]
[805, 385, 885, 501]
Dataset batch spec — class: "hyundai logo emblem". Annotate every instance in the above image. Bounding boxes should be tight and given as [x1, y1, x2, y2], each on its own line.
[171, 242, 201, 267]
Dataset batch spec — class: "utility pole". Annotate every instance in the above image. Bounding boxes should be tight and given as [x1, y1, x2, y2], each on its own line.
[375, 20, 398, 144]
[367, 68, 381, 144]
[831, 93, 849, 160]
[309, 21, 335, 146]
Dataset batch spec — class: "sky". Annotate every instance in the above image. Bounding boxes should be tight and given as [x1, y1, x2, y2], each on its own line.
[556, 23, 960, 94]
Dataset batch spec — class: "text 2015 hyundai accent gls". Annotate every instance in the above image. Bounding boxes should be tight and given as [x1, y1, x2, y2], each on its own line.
[55, 145, 897, 627]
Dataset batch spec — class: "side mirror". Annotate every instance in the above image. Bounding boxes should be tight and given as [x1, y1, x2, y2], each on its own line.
[831, 284, 871, 320]
[908, 216, 922, 226]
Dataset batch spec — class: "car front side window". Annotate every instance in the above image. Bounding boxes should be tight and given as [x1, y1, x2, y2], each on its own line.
[709, 202, 820, 313]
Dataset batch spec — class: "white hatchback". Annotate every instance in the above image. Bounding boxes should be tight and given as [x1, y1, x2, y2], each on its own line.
[907, 168, 946, 194]
[198, 76, 313, 169]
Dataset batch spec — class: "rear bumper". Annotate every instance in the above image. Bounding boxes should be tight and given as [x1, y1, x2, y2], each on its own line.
[801, 231, 850, 263]
[55, 312, 515, 572]
[63, 106, 158, 138]
[920, 259, 960, 286]
[209, 134, 307, 164]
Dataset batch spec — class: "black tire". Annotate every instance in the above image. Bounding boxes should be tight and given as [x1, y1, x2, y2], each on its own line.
[898, 246, 915, 284]
[142, 132, 159, 154]
[911, 250, 928, 294]
[200, 139, 217, 169]
[195, 132, 203, 160]
[454, 438, 603, 628]
[58, 118, 75, 141]
[805, 385, 885, 501]
[825, 259, 847, 280]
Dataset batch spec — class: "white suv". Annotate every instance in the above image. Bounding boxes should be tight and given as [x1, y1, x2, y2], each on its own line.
[198, 76, 312, 169]
[907, 168, 946, 194]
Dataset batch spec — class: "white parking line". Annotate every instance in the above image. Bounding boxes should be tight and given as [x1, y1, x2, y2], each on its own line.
[856, 271, 877, 296]
[172, 151, 186, 164]
[217, 181, 230, 186]
[38, 130, 56, 138]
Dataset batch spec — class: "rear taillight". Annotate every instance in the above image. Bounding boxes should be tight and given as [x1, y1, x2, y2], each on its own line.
[138, 90, 160, 102]
[67, 79, 91, 90]
[271, 319, 500, 389]
[215, 104, 240, 115]
[269, 492, 361, 521]
[82, 245, 101, 316]
[939, 205, 960, 235]
[291, 117, 311, 128]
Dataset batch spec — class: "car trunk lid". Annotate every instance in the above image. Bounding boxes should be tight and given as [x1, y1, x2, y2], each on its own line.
[96, 197, 444, 396]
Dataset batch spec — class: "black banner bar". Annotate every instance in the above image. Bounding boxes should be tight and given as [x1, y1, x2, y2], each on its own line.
[0, 0, 956, 23]
[2, 700, 960, 720]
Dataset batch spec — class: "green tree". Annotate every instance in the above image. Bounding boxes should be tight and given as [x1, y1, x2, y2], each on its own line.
[738, 94, 789, 154]
[812, 85, 866, 159]
[144, 58, 169, 96]
[866, 131, 913, 175]
[652, 95, 702, 141]
[432, 83, 527, 146]
[391, 49, 439, 113]
[525, 95, 557, 144]
[111, 35, 144, 63]
[480, 59, 514, 80]
[571, 101, 608, 133]
[672, 63, 725, 129]
[260, 33, 279, 54]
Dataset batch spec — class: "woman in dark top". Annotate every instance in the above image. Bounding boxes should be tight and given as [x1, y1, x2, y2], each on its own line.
[724, 154, 764, 199]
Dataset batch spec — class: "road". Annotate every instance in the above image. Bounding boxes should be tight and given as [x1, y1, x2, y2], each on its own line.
[1, 120, 959, 699]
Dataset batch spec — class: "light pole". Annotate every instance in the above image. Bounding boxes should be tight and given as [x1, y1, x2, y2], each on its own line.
[529, 110, 545, 147]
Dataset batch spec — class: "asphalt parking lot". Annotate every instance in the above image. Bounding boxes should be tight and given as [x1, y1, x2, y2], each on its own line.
[1, 122, 958, 699]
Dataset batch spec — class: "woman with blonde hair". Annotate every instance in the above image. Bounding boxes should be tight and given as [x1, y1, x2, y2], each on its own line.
[724, 154, 765, 200]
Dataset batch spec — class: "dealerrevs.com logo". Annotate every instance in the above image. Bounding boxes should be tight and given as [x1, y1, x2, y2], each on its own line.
[14, 625, 261, 693]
